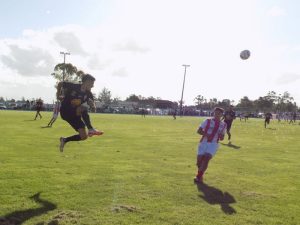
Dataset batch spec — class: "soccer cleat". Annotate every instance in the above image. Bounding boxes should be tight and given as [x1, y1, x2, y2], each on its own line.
[88, 128, 104, 137]
[59, 137, 65, 152]
[194, 176, 203, 183]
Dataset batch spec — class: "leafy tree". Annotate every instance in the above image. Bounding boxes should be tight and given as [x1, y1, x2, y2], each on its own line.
[126, 94, 140, 102]
[236, 96, 253, 111]
[218, 99, 231, 108]
[51, 63, 83, 83]
[98, 87, 112, 108]
[194, 95, 205, 109]
[254, 97, 273, 112]
[112, 97, 121, 104]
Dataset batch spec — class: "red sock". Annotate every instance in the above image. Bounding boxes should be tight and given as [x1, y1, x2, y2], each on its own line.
[197, 171, 204, 178]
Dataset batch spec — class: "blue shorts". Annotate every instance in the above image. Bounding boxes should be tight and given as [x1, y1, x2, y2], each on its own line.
[197, 142, 219, 157]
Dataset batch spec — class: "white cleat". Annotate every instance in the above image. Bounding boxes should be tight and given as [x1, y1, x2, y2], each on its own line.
[88, 128, 104, 137]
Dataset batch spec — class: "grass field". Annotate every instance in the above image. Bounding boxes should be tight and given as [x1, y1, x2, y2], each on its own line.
[0, 110, 299, 225]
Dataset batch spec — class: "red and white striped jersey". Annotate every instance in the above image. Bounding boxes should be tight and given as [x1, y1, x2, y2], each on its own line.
[199, 118, 227, 143]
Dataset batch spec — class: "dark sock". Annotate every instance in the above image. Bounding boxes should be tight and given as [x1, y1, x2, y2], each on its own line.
[82, 111, 93, 130]
[65, 135, 81, 143]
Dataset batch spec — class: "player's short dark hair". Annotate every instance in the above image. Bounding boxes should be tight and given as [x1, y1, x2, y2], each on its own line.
[214, 107, 224, 113]
[82, 74, 95, 83]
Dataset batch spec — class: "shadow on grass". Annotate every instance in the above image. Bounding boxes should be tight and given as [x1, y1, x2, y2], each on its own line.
[41, 126, 51, 129]
[196, 182, 236, 215]
[220, 142, 241, 150]
[0, 192, 56, 225]
[23, 119, 36, 122]
[266, 127, 276, 130]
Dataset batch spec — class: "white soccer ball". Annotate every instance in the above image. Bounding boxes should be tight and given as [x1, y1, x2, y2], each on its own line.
[240, 50, 251, 60]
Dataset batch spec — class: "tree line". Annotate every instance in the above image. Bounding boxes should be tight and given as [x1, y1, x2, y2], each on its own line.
[1, 62, 298, 114]
[194, 91, 298, 113]
[51, 63, 298, 113]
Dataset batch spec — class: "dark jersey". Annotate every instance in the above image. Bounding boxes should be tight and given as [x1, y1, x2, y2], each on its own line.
[224, 110, 236, 121]
[60, 82, 93, 114]
[35, 100, 43, 110]
[265, 113, 272, 119]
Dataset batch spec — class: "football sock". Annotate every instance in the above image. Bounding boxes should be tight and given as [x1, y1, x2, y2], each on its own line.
[65, 135, 81, 143]
[82, 111, 93, 130]
[197, 171, 204, 178]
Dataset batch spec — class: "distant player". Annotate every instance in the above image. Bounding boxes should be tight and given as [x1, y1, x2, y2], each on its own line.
[47, 101, 60, 127]
[57, 74, 103, 152]
[34, 99, 43, 120]
[173, 108, 177, 120]
[141, 108, 146, 117]
[222, 105, 236, 140]
[289, 112, 297, 124]
[194, 107, 227, 183]
[277, 113, 282, 123]
[239, 113, 245, 122]
[245, 112, 249, 121]
[264, 112, 272, 128]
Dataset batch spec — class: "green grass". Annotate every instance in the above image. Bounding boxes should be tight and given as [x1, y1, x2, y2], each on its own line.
[0, 110, 299, 225]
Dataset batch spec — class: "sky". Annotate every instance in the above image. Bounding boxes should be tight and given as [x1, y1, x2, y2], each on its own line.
[0, 0, 300, 105]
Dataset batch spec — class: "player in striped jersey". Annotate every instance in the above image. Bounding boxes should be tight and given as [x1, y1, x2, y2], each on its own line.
[194, 107, 227, 183]
[47, 101, 61, 127]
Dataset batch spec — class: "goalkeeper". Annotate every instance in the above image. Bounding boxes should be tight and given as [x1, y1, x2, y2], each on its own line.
[56, 74, 103, 152]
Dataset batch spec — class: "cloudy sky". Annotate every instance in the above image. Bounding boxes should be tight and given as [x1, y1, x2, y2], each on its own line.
[0, 0, 299, 105]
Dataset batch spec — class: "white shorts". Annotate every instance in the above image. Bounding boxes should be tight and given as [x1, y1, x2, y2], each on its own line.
[197, 142, 219, 157]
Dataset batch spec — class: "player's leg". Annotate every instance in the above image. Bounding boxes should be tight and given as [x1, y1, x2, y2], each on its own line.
[195, 154, 205, 182]
[47, 117, 54, 126]
[225, 121, 232, 140]
[265, 118, 269, 128]
[81, 110, 103, 137]
[227, 128, 231, 140]
[59, 117, 87, 152]
[195, 143, 218, 183]
[194, 143, 207, 183]
[36, 109, 42, 119]
[198, 153, 212, 175]
[50, 113, 59, 126]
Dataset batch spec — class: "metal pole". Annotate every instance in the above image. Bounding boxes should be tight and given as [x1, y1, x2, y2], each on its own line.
[180, 64, 190, 116]
[60, 52, 70, 81]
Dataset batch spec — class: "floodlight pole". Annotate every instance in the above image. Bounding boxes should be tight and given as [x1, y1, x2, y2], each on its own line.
[179, 64, 190, 116]
[60, 51, 70, 81]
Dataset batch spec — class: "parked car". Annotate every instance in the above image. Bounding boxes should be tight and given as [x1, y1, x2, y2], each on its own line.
[0, 103, 7, 109]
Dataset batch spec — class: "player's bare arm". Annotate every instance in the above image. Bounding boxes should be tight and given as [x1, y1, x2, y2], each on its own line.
[197, 127, 205, 135]
[219, 134, 225, 141]
[87, 98, 96, 112]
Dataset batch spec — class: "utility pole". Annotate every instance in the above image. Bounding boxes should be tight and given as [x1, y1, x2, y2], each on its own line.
[179, 64, 190, 116]
[60, 51, 70, 81]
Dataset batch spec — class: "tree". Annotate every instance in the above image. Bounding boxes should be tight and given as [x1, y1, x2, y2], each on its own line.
[236, 96, 253, 111]
[207, 98, 218, 109]
[98, 87, 112, 108]
[254, 96, 273, 112]
[51, 63, 83, 83]
[126, 94, 140, 102]
[154, 100, 175, 109]
[194, 95, 205, 109]
[112, 97, 121, 104]
[218, 99, 231, 108]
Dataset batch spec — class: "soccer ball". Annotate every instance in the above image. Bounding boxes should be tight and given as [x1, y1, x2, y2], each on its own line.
[240, 50, 251, 60]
